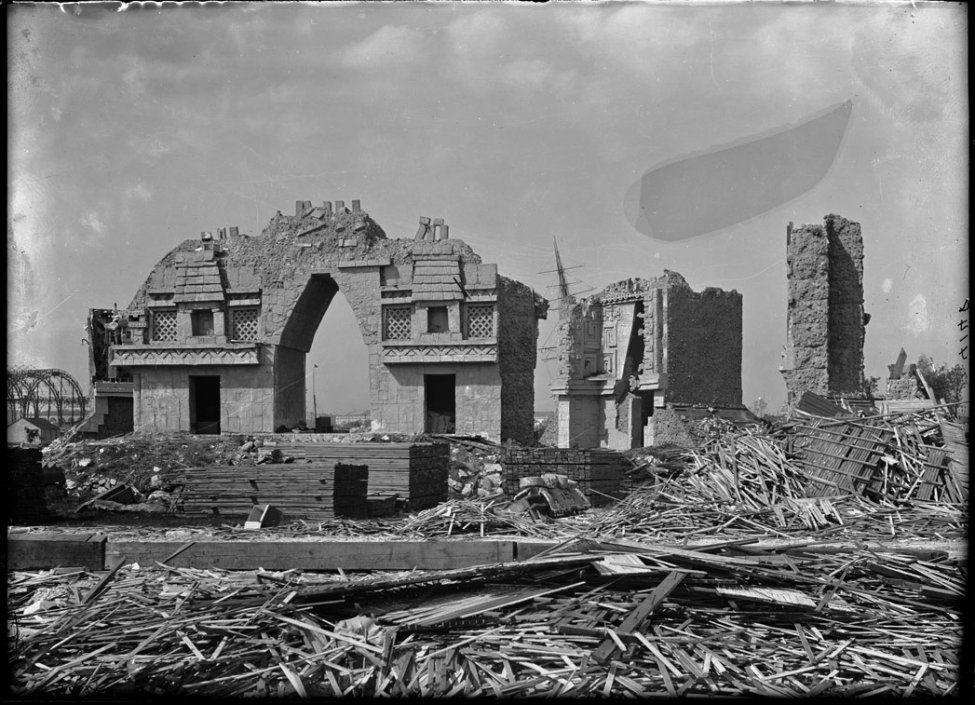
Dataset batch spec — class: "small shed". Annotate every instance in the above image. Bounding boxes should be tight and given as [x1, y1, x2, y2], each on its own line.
[6, 417, 61, 447]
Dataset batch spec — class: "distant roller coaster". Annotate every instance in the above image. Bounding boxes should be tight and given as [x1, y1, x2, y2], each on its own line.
[6, 367, 88, 427]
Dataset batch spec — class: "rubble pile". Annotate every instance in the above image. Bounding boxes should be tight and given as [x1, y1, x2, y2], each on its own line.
[440, 435, 505, 501]
[41, 433, 250, 506]
[8, 540, 963, 696]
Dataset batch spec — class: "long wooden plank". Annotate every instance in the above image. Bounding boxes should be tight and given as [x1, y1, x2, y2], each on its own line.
[592, 571, 688, 665]
[104, 540, 516, 571]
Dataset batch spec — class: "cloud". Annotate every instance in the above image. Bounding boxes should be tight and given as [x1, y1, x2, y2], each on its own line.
[500, 58, 576, 93]
[82, 210, 105, 237]
[340, 25, 427, 70]
[122, 58, 147, 96]
[904, 293, 929, 335]
[441, 12, 577, 96]
[124, 182, 152, 201]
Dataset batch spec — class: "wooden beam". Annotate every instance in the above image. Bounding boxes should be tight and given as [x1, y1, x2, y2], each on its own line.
[104, 540, 516, 571]
[592, 570, 688, 665]
[6, 533, 106, 570]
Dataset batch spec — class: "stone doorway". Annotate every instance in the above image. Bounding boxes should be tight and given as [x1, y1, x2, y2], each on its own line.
[190, 376, 220, 434]
[424, 374, 456, 433]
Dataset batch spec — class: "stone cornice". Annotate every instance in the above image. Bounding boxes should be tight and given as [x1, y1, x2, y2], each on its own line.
[380, 343, 497, 364]
[110, 343, 260, 367]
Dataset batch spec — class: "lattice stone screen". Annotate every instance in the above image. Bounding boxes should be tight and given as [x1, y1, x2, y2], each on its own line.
[465, 304, 494, 338]
[383, 306, 412, 340]
[231, 308, 260, 340]
[151, 310, 177, 342]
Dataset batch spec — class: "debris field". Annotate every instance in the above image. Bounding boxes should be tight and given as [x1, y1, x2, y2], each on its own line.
[6, 405, 970, 697]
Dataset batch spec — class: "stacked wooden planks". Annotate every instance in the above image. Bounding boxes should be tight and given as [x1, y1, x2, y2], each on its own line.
[177, 462, 369, 520]
[793, 415, 965, 503]
[261, 442, 450, 510]
[500, 448, 626, 505]
[939, 420, 968, 502]
[792, 421, 892, 498]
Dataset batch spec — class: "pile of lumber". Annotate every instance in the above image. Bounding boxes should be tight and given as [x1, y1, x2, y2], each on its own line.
[262, 441, 449, 509]
[8, 539, 963, 696]
[501, 448, 626, 505]
[177, 463, 368, 520]
[597, 428, 967, 540]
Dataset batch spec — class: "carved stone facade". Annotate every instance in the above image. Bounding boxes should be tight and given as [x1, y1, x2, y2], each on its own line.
[551, 271, 742, 449]
[106, 201, 547, 443]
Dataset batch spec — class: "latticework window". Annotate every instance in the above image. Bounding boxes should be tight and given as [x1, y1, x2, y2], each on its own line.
[383, 306, 412, 340]
[151, 310, 177, 342]
[465, 304, 494, 338]
[231, 308, 260, 340]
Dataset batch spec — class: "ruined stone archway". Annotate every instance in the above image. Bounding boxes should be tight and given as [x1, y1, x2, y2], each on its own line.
[110, 201, 547, 442]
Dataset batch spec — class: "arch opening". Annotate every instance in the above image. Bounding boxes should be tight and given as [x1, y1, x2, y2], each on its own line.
[274, 274, 371, 432]
[307, 288, 370, 432]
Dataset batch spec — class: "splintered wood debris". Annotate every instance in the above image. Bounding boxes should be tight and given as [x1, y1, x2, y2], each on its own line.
[10, 407, 967, 696]
[8, 540, 963, 697]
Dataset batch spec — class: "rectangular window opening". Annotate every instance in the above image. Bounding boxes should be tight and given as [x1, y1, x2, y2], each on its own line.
[427, 306, 449, 333]
[192, 310, 214, 336]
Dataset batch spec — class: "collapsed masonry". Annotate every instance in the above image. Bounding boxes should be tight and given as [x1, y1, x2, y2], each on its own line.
[97, 200, 548, 444]
[551, 272, 743, 449]
[780, 214, 867, 405]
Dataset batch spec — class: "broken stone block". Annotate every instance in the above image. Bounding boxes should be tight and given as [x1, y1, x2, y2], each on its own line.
[244, 504, 283, 529]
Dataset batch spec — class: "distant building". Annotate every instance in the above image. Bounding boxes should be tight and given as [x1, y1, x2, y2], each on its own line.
[331, 412, 371, 430]
[7, 417, 60, 446]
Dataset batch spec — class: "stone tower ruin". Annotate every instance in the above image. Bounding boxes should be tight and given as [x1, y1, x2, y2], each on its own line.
[780, 214, 867, 404]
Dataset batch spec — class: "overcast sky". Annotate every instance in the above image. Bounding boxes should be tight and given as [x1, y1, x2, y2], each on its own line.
[8, 1, 968, 415]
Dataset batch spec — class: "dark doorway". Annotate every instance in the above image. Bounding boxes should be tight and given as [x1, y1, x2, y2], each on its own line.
[190, 376, 221, 434]
[424, 374, 455, 433]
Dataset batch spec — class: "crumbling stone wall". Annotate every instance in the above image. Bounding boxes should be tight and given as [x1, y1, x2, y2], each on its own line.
[645, 406, 700, 448]
[825, 215, 865, 395]
[780, 215, 866, 404]
[665, 284, 743, 406]
[781, 222, 830, 399]
[550, 271, 742, 449]
[497, 276, 547, 445]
